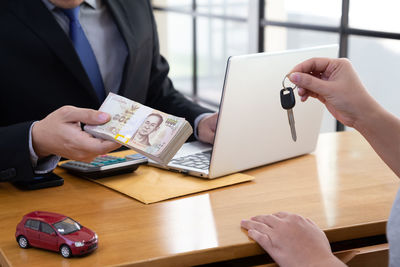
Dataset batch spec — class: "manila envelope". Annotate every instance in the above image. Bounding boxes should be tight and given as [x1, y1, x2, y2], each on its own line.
[90, 165, 254, 204]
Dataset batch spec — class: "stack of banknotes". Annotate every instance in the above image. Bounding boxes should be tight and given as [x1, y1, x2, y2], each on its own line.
[84, 93, 193, 165]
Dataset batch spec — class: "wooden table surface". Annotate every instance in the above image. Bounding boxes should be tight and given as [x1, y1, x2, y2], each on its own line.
[0, 131, 398, 266]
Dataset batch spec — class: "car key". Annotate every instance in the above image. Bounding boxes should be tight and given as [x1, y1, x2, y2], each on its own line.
[280, 86, 297, 142]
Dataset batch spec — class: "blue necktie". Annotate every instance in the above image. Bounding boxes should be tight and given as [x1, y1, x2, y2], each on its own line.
[62, 6, 106, 102]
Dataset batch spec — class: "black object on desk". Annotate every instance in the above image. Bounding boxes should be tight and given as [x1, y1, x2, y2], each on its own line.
[59, 154, 148, 179]
[14, 172, 64, 190]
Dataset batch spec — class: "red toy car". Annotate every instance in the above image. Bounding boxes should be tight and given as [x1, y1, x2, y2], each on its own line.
[15, 211, 98, 258]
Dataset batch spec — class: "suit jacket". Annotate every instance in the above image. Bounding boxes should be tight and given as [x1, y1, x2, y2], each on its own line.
[0, 0, 211, 183]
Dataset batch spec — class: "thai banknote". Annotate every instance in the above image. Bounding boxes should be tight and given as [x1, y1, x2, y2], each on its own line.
[84, 93, 192, 162]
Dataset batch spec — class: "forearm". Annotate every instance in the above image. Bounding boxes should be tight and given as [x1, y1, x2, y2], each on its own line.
[29, 122, 61, 174]
[354, 103, 400, 178]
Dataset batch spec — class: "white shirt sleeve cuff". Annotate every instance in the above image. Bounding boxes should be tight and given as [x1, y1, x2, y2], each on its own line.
[29, 122, 61, 174]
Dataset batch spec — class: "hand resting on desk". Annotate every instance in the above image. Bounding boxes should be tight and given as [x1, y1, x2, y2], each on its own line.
[241, 212, 345, 267]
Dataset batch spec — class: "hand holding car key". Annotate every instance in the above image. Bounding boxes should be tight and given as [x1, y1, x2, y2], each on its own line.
[280, 75, 297, 142]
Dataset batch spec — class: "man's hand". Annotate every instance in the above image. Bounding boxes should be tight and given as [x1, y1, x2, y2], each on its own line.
[197, 113, 218, 144]
[32, 106, 121, 162]
[241, 212, 345, 267]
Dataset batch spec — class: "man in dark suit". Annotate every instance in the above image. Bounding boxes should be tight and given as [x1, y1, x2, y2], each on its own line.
[0, 0, 217, 183]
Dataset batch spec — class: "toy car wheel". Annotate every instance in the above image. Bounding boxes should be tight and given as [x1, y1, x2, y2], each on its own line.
[18, 236, 29, 248]
[60, 245, 72, 258]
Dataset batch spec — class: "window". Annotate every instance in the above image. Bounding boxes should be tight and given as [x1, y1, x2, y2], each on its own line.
[349, 0, 400, 34]
[53, 218, 81, 235]
[40, 222, 55, 235]
[25, 219, 40, 231]
[265, 0, 341, 26]
[153, 0, 400, 132]
[153, 0, 248, 108]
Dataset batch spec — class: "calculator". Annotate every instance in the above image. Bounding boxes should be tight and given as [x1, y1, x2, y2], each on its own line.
[59, 154, 148, 179]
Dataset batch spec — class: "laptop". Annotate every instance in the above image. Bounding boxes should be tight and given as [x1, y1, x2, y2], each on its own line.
[149, 45, 339, 178]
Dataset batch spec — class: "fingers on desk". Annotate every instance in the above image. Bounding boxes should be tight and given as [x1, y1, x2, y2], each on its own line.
[251, 214, 282, 228]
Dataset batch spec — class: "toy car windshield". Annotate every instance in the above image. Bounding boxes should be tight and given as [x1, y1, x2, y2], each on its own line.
[53, 218, 81, 235]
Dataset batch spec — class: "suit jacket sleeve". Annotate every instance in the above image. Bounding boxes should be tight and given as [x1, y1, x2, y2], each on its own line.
[143, 1, 212, 128]
[0, 122, 36, 183]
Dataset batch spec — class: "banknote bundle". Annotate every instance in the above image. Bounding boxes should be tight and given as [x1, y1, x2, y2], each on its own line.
[84, 93, 193, 165]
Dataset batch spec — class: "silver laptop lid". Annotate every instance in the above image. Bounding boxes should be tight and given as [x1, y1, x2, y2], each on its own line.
[208, 45, 339, 178]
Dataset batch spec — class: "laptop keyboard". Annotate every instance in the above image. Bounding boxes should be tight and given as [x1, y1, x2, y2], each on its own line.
[169, 151, 211, 170]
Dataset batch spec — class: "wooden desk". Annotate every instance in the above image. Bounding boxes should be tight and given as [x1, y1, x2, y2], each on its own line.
[0, 131, 398, 266]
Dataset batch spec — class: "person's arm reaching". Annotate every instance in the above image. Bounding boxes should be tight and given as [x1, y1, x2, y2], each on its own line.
[288, 57, 400, 178]
[242, 57, 400, 267]
[0, 106, 121, 183]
